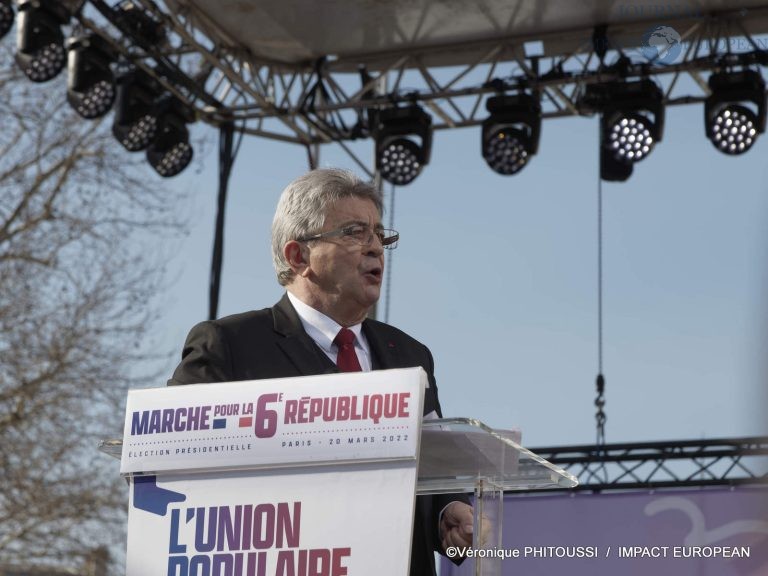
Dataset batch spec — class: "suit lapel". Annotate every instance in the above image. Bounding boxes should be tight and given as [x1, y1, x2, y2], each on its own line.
[362, 320, 401, 370]
[272, 294, 337, 376]
[364, 320, 438, 416]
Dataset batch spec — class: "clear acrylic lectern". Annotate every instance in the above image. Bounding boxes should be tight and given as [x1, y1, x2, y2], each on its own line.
[416, 418, 577, 576]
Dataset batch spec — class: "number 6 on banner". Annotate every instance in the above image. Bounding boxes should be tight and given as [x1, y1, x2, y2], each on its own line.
[255, 393, 279, 438]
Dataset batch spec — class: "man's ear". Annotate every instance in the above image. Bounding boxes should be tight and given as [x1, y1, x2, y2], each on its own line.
[284, 240, 310, 276]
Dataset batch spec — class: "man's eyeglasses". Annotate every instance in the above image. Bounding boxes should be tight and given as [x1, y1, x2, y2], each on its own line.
[297, 224, 399, 250]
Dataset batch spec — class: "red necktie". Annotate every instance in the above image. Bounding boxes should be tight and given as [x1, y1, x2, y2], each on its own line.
[334, 328, 362, 372]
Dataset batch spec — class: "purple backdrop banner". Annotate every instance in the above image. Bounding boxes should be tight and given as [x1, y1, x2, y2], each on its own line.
[440, 487, 768, 576]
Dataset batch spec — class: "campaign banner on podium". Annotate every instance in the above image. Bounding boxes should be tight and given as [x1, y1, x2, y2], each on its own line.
[124, 368, 426, 576]
[122, 368, 423, 475]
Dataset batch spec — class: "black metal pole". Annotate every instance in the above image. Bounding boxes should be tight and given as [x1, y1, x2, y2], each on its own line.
[209, 122, 235, 320]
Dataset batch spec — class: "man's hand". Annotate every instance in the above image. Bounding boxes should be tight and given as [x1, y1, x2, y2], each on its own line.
[440, 501, 474, 552]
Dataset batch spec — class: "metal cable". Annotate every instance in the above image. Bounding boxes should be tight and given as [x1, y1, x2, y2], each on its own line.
[592, 129, 608, 483]
[596, 149, 607, 446]
[384, 183, 396, 324]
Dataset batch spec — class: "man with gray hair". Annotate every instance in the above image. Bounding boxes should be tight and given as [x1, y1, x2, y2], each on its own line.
[170, 167, 473, 576]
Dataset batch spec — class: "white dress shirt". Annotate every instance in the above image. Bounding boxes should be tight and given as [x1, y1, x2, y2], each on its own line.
[286, 291, 372, 371]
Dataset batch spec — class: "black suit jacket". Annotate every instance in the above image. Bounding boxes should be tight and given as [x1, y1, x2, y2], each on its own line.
[169, 294, 462, 576]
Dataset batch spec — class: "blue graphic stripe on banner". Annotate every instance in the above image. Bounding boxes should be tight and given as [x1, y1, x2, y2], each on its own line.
[213, 418, 226, 429]
[133, 476, 186, 516]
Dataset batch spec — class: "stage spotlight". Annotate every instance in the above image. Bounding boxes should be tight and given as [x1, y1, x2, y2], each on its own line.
[66, 35, 116, 119]
[601, 81, 664, 165]
[114, 0, 166, 47]
[705, 70, 766, 155]
[374, 106, 432, 186]
[112, 69, 162, 152]
[481, 93, 541, 175]
[605, 112, 655, 163]
[146, 98, 194, 177]
[581, 79, 665, 181]
[0, 0, 14, 40]
[15, 0, 69, 83]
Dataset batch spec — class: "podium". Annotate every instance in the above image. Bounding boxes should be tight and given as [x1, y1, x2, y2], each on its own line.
[102, 369, 576, 576]
[418, 418, 577, 575]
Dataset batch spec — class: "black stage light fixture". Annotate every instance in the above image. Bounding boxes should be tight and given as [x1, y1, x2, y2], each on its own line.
[146, 97, 194, 178]
[15, 0, 69, 83]
[705, 70, 766, 156]
[481, 93, 541, 175]
[374, 105, 432, 186]
[0, 0, 14, 40]
[581, 79, 665, 181]
[112, 69, 162, 152]
[601, 81, 664, 165]
[114, 0, 166, 47]
[66, 35, 116, 119]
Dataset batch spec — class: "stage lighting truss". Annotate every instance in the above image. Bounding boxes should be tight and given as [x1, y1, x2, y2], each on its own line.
[112, 69, 162, 152]
[36, 0, 768, 181]
[705, 69, 766, 156]
[146, 97, 194, 178]
[15, 0, 69, 83]
[0, 0, 14, 40]
[66, 34, 116, 119]
[373, 106, 432, 186]
[481, 93, 541, 176]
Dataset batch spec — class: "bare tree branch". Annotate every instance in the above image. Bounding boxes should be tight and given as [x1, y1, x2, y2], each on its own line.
[0, 38, 192, 575]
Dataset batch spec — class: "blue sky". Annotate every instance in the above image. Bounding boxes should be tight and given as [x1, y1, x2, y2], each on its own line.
[157, 96, 768, 448]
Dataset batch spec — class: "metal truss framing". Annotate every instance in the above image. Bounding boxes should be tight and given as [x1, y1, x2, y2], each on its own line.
[528, 436, 768, 492]
[71, 1, 768, 150]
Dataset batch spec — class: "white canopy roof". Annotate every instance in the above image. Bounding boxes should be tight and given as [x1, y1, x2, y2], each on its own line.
[175, 0, 768, 68]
